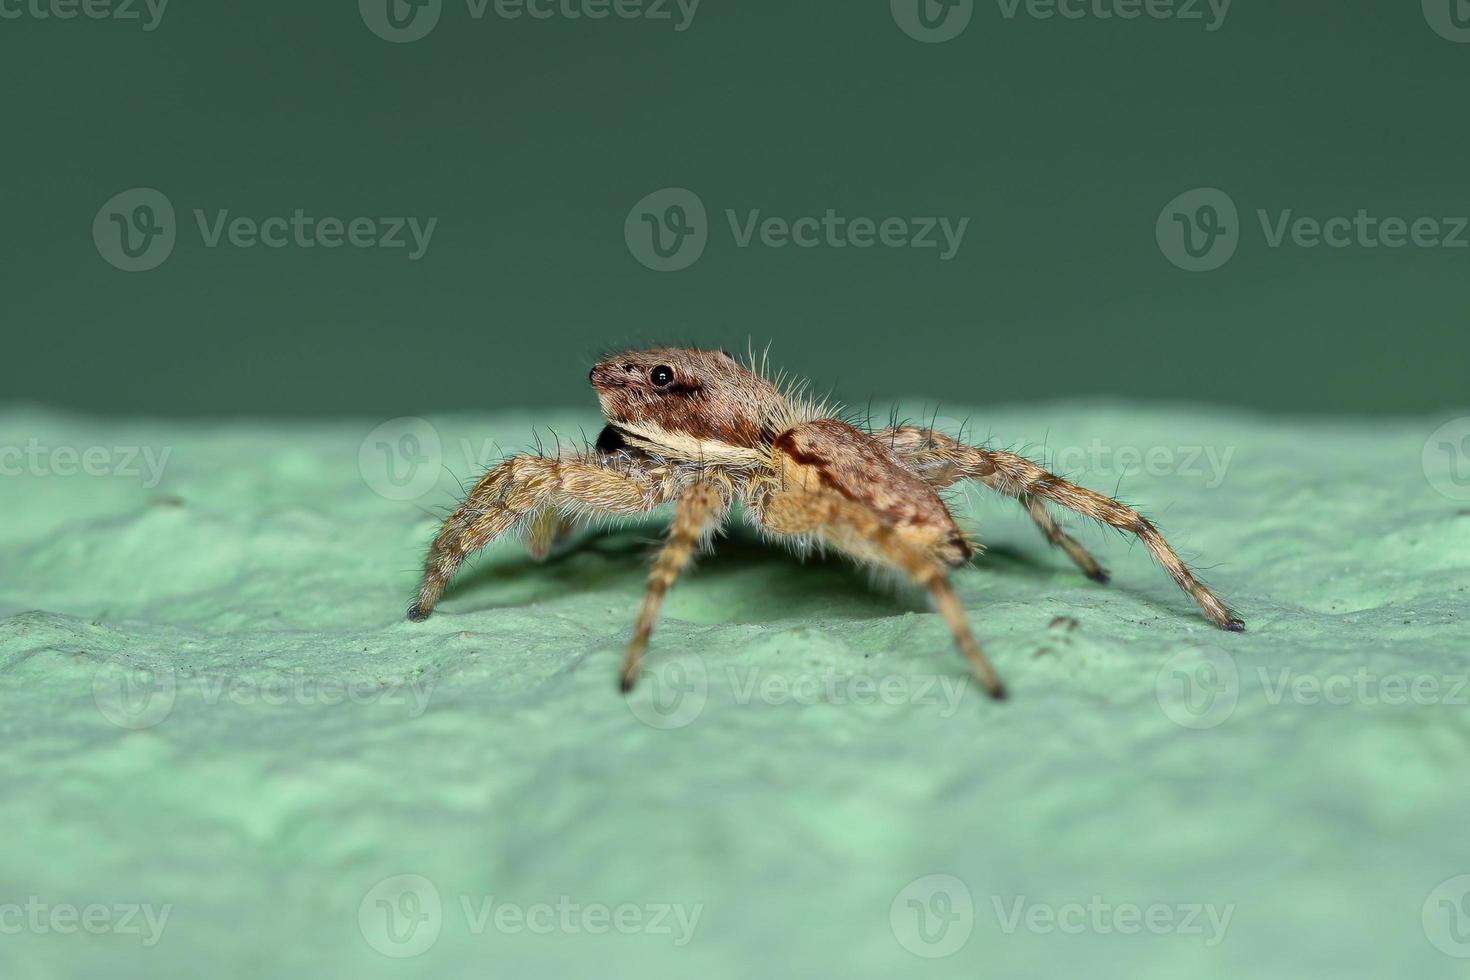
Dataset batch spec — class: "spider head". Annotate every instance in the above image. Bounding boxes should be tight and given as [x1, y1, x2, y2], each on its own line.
[589, 347, 782, 453]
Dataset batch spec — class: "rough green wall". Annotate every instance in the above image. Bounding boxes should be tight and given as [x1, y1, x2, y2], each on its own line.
[3, 404, 1468, 977]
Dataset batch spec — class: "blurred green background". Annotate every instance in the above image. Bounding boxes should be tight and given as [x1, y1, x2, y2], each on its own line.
[2, 0, 1465, 419]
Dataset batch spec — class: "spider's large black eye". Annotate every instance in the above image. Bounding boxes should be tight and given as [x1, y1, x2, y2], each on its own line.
[650, 365, 674, 387]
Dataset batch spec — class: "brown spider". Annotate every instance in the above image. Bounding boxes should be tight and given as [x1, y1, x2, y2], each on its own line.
[407, 347, 1243, 700]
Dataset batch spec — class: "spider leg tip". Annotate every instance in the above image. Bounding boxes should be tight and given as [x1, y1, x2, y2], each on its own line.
[1222, 616, 1246, 633]
[406, 603, 430, 622]
[1087, 568, 1111, 585]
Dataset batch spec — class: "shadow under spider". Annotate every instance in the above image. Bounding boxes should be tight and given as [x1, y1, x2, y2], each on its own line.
[439, 521, 1069, 624]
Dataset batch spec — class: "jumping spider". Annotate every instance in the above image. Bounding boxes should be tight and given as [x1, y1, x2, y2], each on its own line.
[407, 347, 1243, 699]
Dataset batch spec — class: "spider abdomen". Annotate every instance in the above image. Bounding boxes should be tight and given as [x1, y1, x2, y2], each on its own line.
[771, 419, 972, 567]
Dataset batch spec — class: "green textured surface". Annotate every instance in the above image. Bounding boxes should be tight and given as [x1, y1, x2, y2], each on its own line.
[2, 404, 1468, 978]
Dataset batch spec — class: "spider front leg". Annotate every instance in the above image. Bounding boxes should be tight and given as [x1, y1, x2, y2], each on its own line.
[408, 454, 668, 621]
[522, 433, 653, 561]
[879, 427, 1242, 631]
[523, 508, 577, 561]
[750, 481, 1006, 700]
[620, 481, 728, 693]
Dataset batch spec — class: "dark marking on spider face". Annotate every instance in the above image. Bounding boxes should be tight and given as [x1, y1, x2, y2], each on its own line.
[595, 425, 627, 453]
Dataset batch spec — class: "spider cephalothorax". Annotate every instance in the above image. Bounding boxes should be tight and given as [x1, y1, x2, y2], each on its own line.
[589, 348, 791, 458]
[408, 347, 1243, 700]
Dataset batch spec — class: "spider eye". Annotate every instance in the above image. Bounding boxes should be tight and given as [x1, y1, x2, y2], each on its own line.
[650, 365, 674, 387]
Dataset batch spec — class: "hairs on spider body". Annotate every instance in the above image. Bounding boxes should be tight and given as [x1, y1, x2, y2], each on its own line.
[407, 346, 1244, 701]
